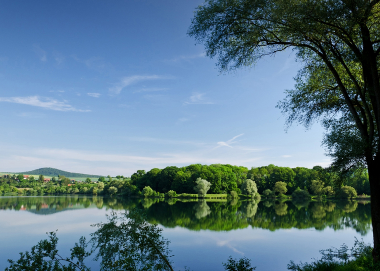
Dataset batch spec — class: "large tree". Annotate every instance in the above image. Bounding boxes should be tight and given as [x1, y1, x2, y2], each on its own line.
[189, 0, 380, 259]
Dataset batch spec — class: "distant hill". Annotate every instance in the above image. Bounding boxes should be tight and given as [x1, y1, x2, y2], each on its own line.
[18, 167, 102, 178]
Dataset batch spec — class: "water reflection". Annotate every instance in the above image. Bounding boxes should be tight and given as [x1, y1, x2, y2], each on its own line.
[0, 196, 372, 235]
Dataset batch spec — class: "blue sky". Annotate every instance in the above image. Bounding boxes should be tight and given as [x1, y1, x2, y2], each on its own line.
[0, 0, 330, 176]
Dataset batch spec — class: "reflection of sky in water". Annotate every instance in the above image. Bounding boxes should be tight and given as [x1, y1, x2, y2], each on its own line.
[0, 199, 373, 271]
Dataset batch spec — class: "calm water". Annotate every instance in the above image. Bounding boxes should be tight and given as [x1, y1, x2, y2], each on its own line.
[0, 196, 373, 270]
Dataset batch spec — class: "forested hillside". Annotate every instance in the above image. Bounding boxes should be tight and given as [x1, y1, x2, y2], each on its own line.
[17, 167, 102, 178]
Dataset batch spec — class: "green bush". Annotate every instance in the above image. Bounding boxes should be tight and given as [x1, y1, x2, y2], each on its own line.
[230, 191, 238, 198]
[338, 186, 357, 198]
[263, 189, 273, 197]
[166, 190, 177, 198]
[292, 187, 311, 199]
[288, 239, 380, 271]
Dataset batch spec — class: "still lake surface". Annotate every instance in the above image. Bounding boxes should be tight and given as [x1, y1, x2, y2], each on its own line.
[0, 196, 373, 270]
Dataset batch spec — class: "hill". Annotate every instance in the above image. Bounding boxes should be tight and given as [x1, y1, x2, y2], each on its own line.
[17, 167, 102, 178]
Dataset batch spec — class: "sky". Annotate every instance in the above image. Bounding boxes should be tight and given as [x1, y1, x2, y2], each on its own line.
[0, 0, 331, 176]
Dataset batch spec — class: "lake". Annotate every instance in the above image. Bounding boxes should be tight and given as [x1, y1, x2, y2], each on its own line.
[0, 196, 373, 270]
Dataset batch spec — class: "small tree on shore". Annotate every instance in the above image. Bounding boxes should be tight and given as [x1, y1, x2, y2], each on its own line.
[194, 178, 211, 197]
[240, 179, 258, 197]
[142, 186, 154, 197]
[273, 182, 287, 195]
[108, 186, 118, 196]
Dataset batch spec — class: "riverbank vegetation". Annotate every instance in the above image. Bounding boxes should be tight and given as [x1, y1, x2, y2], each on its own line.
[0, 164, 370, 201]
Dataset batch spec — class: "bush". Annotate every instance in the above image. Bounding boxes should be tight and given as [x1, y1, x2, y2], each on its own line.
[263, 189, 273, 197]
[194, 178, 211, 197]
[241, 179, 258, 197]
[292, 187, 311, 199]
[142, 186, 154, 197]
[230, 191, 238, 198]
[273, 181, 287, 195]
[338, 186, 357, 198]
[166, 190, 177, 198]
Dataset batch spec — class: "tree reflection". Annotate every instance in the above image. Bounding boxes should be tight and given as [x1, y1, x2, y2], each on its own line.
[194, 200, 211, 219]
[274, 202, 288, 216]
[0, 196, 372, 234]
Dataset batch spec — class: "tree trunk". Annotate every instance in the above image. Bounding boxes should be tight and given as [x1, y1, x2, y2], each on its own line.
[368, 158, 380, 262]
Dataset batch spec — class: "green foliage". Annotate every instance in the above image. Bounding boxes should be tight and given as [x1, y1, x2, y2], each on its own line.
[166, 190, 177, 198]
[91, 209, 174, 271]
[194, 178, 211, 197]
[223, 256, 256, 271]
[6, 231, 90, 271]
[230, 191, 239, 199]
[240, 179, 258, 197]
[108, 186, 118, 196]
[310, 180, 325, 196]
[274, 181, 287, 195]
[288, 239, 380, 271]
[338, 186, 358, 199]
[322, 186, 335, 197]
[143, 186, 154, 197]
[263, 189, 273, 197]
[292, 187, 311, 200]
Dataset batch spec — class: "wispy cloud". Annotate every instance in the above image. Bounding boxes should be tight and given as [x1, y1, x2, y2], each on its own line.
[217, 134, 244, 148]
[33, 45, 47, 62]
[132, 87, 168, 93]
[184, 92, 214, 105]
[282, 155, 292, 158]
[72, 55, 110, 71]
[53, 51, 65, 65]
[109, 75, 169, 95]
[0, 96, 90, 112]
[16, 112, 45, 118]
[87, 93, 101, 98]
[165, 52, 206, 63]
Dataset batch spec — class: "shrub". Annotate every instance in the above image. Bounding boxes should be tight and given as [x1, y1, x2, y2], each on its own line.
[292, 187, 311, 199]
[322, 186, 335, 197]
[108, 186, 118, 196]
[166, 190, 177, 198]
[273, 181, 287, 195]
[241, 179, 258, 197]
[338, 186, 357, 198]
[230, 191, 238, 198]
[263, 189, 273, 197]
[142, 186, 154, 197]
[194, 178, 211, 197]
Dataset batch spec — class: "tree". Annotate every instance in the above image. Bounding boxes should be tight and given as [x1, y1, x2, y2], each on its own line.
[38, 175, 44, 182]
[263, 189, 273, 197]
[273, 182, 287, 195]
[97, 182, 105, 191]
[240, 179, 258, 197]
[17, 174, 24, 181]
[108, 186, 117, 196]
[85, 178, 91, 184]
[166, 190, 177, 198]
[142, 186, 154, 197]
[322, 186, 335, 197]
[310, 180, 325, 196]
[189, 0, 380, 257]
[194, 178, 211, 197]
[339, 186, 358, 198]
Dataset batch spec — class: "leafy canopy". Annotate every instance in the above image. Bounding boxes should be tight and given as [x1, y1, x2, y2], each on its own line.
[189, 0, 380, 171]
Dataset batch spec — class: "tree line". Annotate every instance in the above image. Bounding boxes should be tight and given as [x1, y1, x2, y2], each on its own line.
[130, 164, 369, 197]
[0, 164, 370, 198]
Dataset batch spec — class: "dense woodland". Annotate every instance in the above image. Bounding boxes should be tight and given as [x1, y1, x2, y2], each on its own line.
[130, 164, 369, 196]
[0, 164, 370, 198]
